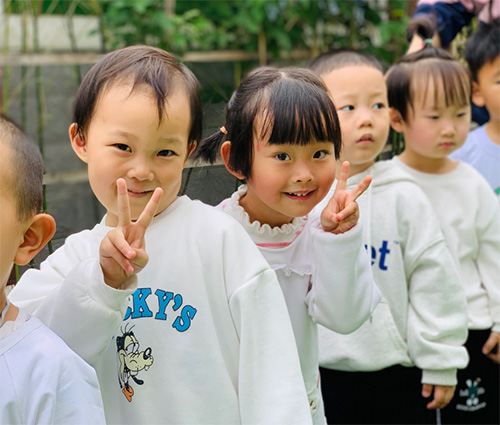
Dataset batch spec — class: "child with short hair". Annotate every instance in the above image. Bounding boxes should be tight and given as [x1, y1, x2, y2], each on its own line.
[0, 115, 106, 424]
[450, 19, 500, 199]
[9, 46, 312, 424]
[194, 66, 381, 425]
[308, 49, 469, 425]
[387, 45, 500, 425]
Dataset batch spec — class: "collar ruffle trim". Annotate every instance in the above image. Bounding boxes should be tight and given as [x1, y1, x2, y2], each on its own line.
[221, 185, 307, 245]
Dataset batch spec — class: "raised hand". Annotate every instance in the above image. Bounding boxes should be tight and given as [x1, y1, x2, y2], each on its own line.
[99, 178, 163, 289]
[320, 161, 372, 234]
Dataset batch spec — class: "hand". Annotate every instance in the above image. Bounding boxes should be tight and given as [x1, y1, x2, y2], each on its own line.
[320, 161, 372, 234]
[99, 178, 163, 289]
[482, 331, 500, 363]
[422, 384, 455, 410]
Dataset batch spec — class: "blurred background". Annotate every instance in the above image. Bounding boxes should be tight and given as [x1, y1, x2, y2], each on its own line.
[0, 0, 416, 274]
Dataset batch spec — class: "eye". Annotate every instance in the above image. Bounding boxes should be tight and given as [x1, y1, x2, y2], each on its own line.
[125, 343, 135, 355]
[158, 150, 175, 157]
[114, 143, 131, 152]
[275, 153, 291, 161]
[339, 105, 354, 112]
[456, 111, 468, 118]
[373, 103, 385, 110]
[313, 150, 328, 159]
[427, 115, 439, 120]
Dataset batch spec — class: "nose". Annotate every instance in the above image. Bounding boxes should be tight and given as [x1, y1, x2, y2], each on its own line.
[292, 161, 314, 183]
[440, 118, 456, 137]
[356, 107, 374, 128]
[127, 156, 154, 181]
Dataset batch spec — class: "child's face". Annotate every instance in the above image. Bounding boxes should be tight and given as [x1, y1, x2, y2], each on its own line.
[71, 82, 193, 226]
[474, 56, 500, 124]
[240, 139, 336, 227]
[322, 65, 389, 176]
[402, 81, 470, 159]
[0, 144, 27, 290]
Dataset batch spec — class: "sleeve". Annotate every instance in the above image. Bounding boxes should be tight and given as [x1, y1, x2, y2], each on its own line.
[402, 194, 469, 385]
[229, 270, 313, 425]
[306, 219, 381, 334]
[8, 230, 136, 365]
[476, 185, 500, 332]
[413, 0, 476, 47]
[223, 224, 312, 425]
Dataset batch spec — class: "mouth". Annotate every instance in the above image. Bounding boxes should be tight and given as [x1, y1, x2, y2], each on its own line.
[127, 189, 153, 198]
[283, 190, 315, 201]
[439, 142, 455, 149]
[356, 134, 374, 144]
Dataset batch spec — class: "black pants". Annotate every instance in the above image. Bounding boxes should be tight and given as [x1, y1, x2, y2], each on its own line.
[439, 329, 500, 425]
[320, 364, 436, 424]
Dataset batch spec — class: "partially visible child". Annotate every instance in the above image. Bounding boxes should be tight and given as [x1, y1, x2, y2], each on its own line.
[387, 45, 500, 425]
[194, 66, 381, 425]
[0, 115, 106, 424]
[9, 46, 312, 424]
[308, 49, 469, 425]
[450, 19, 500, 200]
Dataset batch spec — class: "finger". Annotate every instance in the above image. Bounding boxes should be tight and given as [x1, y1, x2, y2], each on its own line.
[101, 242, 135, 274]
[422, 384, 433, 398]
[349, 175, 372, 202]
[107, 230, 136, 260]
[116, 178, 131, 227]
[336, 202, 358, 222]
[481, 332, 499, 355]
[135, 187, 163, 230]
[334, 161, 350, 194]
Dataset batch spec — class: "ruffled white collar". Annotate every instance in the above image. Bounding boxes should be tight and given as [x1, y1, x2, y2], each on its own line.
[220, 185, 307, 246]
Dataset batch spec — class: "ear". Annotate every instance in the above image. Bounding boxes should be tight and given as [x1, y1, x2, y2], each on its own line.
[14, 214, 56, 266]
[69, 123, 89, 163]
[185, 141, 197, 164]
[389, 108, 405, 133]
[220, 141, 245, 180]
[471, 81, 486, 108]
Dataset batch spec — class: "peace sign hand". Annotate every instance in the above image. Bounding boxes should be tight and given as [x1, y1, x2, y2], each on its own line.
[320, 161, 371, 234]
[99, 178, 163, 289]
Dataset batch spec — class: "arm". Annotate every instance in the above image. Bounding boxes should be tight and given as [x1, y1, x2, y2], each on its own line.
[310, 161, 380, 333]
[230, 270, 313, 425]
[475, 188, 500, 363]
[223, 224, 312, 425]
[9, 179, 162, 364]
[402, 192, 469, 406]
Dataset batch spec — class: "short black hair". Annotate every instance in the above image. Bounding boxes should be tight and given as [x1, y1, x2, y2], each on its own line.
[73, 45, 202, 147]
[0, 115, 44, 220]
[308, 48, 383, 76]
[194, 66, 341, 180]
[386, 45, 471, 122]
[465, 19, 500, 81]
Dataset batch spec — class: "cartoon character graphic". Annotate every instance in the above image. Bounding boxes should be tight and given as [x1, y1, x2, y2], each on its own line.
[116, 324, 154, 402]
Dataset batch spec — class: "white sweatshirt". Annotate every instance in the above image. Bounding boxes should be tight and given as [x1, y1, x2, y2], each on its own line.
[394, 158, 500, 333]
[314, 161, 469, 385]
[219, 185, 381, 425]
[9, 196, 312, 425]
[0, 311, 106, 424]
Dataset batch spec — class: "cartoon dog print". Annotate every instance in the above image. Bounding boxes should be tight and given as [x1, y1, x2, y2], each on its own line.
[116, 324, 154, 402]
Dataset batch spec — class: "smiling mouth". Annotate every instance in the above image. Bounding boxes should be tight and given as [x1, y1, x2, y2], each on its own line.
[127, 189, 153, 196]
[284, 190, 314, 200]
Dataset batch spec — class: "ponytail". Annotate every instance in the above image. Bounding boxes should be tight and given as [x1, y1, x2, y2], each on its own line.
[192, 127, 227, 164]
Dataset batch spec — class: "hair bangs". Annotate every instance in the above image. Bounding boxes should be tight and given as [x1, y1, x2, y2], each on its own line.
[262, 79, 341, 150]
[413, 60, 471, 109]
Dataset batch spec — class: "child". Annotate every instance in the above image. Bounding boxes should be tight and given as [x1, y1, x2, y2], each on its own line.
[194, 66, 381, 425]
[387, 45, 500, 425]
[308, 49, 469, 425]
[450, 19, 500, 200]
[9, 46, 313, 424]
[0, 115, 106, 424]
